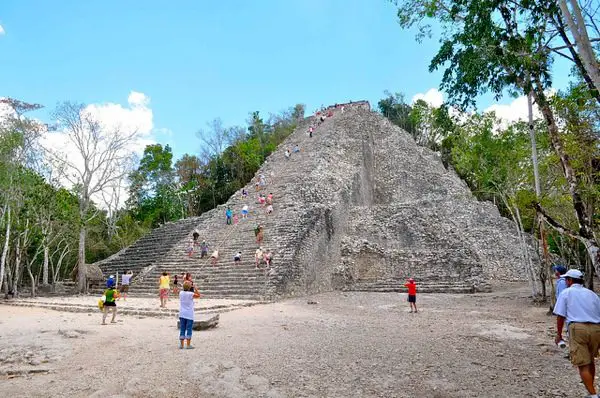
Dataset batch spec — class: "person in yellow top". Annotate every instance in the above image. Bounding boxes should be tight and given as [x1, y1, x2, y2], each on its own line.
[159, 272, 170, 308]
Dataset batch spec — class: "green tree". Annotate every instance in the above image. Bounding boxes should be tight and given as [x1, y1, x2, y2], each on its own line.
[128, 144, 181, 227]
[392, 0, 600, 278]
[377, 91, 416, 136]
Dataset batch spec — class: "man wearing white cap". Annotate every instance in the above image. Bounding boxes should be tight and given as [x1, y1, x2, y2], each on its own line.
[553, 269, 600, 397]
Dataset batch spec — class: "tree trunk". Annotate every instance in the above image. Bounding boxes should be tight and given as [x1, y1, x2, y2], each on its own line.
[13, 234, 21, 297]
[27, 264, 35, 297]
[77, 226, 87, 293]
[0, 204, 10, 295]
[552, 13, 600, 104]
[42, 243, 49, 285]
[558, 0, 600, 96]
[53, 244, 70, 285]
[532, 84, 600, 276]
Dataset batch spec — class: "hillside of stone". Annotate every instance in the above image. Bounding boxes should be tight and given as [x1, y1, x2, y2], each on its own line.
[97, 104, 532, 299]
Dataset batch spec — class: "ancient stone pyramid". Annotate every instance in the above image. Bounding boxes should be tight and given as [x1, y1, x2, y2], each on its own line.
[97, 102, 529, 299]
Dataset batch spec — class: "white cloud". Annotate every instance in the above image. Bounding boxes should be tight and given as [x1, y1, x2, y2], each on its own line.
[483, 95, 541, 125]
[0, 25, 5, 36]
[128, 91, 150, 107]
[411, 88, 445, 108]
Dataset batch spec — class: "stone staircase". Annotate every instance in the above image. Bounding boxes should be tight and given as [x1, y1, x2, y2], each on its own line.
[97, 115, 324, 300]
[0, 297, 263, 318]
[96, 216, 204, 277]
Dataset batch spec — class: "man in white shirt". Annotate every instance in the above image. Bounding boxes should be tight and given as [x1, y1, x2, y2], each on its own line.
[118, 271, 133, 301]
[554, 269, 600, 398]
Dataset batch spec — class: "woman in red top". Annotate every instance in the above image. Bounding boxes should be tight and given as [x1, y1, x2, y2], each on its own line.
[404, 278, 418, 313]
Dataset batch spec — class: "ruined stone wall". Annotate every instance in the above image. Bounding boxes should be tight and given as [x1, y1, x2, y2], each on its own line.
[338, 111, 534, 284]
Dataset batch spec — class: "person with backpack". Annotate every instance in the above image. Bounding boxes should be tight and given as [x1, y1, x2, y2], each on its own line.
[101, 284, 119, 325]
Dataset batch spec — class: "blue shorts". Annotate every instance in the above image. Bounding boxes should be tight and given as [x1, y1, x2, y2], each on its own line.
[242, 210, 248, 215]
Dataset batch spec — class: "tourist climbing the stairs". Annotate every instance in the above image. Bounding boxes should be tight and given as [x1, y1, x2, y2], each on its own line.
[178, 280, 200, 349]
[255, 224, 264, 244]
[225, 207, 233, 225]
[186, 238, 194, 257]
[234, 251, 242, 264]
[259, 174, 266, 189]
[285, 148, 291, 160]
[258, 194, 266, 207]
[263, 249, 273, 267]
[192, 229, 200, 245]
[266, 203, 273, 215]
[200, 240, 209, 258]
[255, 247, 263, 269]
[293, 144, 300, 153]
[172, 274, 179, 295]
[266, 193, 273, 205]
[404, 278, 418, 313]
[241, 204, 249, 219]
[159, 272, 170, 308]
[242, 188, 248, 199]
[211, 250, 219, 266]
[184, 272, 194, 290]
[309, 126, 314, 138]
[233, 213, 239, 225]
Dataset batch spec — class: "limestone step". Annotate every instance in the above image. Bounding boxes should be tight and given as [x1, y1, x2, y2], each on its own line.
[0, 300, 263, 317]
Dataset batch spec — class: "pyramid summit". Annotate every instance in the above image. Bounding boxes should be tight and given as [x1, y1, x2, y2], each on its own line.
[97, 102, 532, 299]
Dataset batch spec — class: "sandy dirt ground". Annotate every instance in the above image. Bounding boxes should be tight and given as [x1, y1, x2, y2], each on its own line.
[0, 284, 588, 397]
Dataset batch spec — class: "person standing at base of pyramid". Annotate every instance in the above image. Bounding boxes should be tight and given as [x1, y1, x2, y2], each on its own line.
[404, 278, 417, 313]
[101, 283, 119, 325]
[178, 281, 200, 349]
[554, 269, 600, 398]
[159, 272, 170, 308]
[118, 271, 133, 301]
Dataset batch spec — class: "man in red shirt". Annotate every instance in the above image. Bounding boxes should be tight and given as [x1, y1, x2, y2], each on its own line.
[404, 278, 418, 313]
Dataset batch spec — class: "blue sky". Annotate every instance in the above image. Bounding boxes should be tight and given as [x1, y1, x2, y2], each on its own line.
[0, 0, 572, 159]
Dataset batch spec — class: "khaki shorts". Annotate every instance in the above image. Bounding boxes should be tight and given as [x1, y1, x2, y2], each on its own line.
[569, 323, 600, 366]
